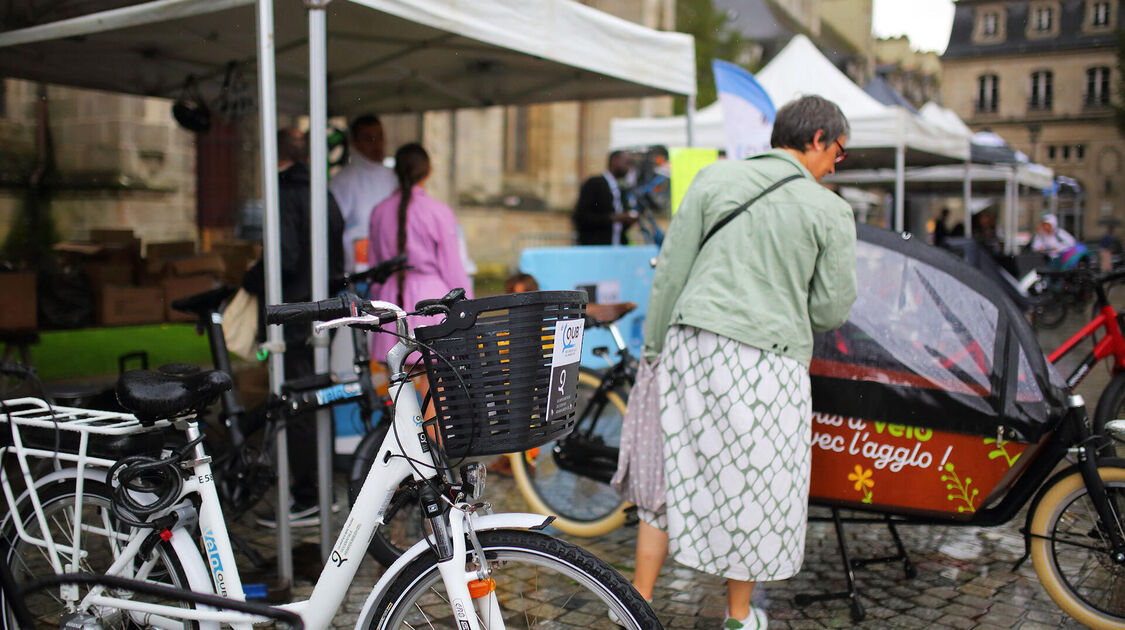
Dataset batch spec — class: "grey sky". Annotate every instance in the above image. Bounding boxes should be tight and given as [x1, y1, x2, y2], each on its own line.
[872, 0, 956, 53]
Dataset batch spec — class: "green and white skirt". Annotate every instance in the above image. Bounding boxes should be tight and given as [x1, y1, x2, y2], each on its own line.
[655, 325, 812, 582]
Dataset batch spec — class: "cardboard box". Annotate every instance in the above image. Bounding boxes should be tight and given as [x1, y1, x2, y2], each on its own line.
[214, 241, 261, 285]
[90, 229, 136, 244]
[162, 274, 220, 322]
[146, 240, 196, 262]
[168, 253, 225, 277]
[97, 285, 165, 327]
[0, 272, 37, 331]
[86, 262, 135, 290]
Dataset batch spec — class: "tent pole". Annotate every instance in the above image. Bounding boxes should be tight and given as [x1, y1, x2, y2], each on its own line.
[308, 0, 333, 560]
[1013, 166, 1021, 254]
[256, 0, 292, 582]
[894, 143, 905, 232]
[963, 159, 972, 238]
[1004, 170, 1015, 255]
[685, 94, 695, 147]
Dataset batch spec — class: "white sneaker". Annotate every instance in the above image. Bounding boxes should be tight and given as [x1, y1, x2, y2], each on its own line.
[723, 606, 768, 630]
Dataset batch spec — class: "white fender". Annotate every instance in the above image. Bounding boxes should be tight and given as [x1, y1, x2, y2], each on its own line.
[353, 512, 553, 629]
[3, 467, 220, 630]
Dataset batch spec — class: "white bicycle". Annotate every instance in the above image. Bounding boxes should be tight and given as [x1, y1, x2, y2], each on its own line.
[1, 290, 661, 629]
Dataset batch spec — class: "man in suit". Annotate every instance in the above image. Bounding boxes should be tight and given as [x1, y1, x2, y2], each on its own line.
[573, 150, 637, 245]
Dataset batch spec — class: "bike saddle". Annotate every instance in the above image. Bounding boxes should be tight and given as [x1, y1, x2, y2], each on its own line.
[585, 302, 637, 327]
[171, 285, 237, 319]
[116, 369, 232, 424]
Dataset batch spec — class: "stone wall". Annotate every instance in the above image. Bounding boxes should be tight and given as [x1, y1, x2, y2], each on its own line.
[0, 80, 197, 251]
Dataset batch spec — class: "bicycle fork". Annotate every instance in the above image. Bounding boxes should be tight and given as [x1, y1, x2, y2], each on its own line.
[1072, 396, 1125, 564]
[432, 507, 505, 630]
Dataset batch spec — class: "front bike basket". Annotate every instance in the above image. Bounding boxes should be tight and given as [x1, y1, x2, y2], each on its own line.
[414, 290, 587, 458]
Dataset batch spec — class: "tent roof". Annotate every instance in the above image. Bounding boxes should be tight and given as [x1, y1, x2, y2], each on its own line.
[609, 35, 968, 167]
[826, 163, 1055, 194]
[0, 0, 696, 116]
[863, 76, 918, 114]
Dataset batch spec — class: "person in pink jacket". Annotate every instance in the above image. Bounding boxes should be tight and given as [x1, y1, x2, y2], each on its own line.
[368, 142, 472, 363]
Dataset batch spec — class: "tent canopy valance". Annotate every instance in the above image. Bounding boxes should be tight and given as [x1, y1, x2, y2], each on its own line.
[0, 0, 697, 117]
[826, 163, 1055, 195]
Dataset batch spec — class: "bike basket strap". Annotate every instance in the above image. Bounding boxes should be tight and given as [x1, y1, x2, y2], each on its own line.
[414, 290, 587, 458]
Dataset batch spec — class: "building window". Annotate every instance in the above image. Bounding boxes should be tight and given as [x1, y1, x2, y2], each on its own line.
[1077, 145, 1086, 160]
[977, 74, 999, 112]
[1035, 6, 1054, 30]
[504, 106, 529, 174]
[1086, 66, 1111, 106]
[1030, 71, 1053, 110]
[1063, 145, 1071, 160]
[1092, 1, 1112, 26]
[1048, 145, 1057, 160]
[982, 11, 1000, 35]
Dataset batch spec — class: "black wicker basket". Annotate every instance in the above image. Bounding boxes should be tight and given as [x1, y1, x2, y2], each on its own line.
[414, 290, 587, 458]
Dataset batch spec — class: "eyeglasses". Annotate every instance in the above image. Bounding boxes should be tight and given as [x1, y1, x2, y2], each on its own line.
[833, 139, 848, 165]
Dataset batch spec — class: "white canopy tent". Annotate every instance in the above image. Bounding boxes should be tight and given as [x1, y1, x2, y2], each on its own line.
[0, 0, 696, 582]
[609, 35, 970, 230]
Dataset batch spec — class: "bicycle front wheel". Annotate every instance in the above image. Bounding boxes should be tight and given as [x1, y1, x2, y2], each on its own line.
[1029, 464, 1125, 629]
[367, 529, 661, 629]
[509, 369, 630, 537]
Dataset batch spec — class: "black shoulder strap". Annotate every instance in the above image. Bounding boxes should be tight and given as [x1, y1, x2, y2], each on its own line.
[698, 173, 803, 250]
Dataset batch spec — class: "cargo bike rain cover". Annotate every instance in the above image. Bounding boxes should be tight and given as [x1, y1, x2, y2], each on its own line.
[808, 224, 1069, 516]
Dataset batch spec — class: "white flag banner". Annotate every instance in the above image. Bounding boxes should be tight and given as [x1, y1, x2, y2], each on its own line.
[713, 59, 776, 160]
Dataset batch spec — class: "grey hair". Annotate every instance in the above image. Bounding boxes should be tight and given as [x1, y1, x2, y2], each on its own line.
[769, 95, 850, 151]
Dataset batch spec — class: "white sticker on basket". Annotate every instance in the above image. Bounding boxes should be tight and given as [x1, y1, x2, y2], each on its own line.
[546, 318, 585, 421]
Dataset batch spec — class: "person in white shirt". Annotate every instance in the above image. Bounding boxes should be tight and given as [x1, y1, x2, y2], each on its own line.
[329, 114, 398, 273]
[1030, 214, 1077, 258]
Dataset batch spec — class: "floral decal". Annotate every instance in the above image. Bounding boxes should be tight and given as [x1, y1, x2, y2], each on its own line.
[941, 462, 978, 513]
[983, 437, 1020, 468]
[847, 464, 874, 504]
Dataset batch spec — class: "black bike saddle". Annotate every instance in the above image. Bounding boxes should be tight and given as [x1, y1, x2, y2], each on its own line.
[170, 285, 237, 319]
[116, 369, 232, 423]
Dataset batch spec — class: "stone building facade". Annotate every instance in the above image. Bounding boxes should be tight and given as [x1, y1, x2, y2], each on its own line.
[875, 36, 943, 109]
[941, 0, 1125, 238]
[0, 80, 197, 251]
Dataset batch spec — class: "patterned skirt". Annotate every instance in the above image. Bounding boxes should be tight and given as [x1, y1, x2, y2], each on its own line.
[656, 325, 812, 582]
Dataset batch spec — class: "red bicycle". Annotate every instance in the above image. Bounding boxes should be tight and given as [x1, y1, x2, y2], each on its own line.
[1043, 268, 1125, 452]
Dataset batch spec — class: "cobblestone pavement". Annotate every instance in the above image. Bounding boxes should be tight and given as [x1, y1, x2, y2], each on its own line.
[233, 308, 1118, 629]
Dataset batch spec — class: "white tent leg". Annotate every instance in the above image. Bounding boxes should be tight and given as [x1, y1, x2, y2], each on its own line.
[1004, 171, 1015, 255]
[894, 144, 905, 232]
[256, 0, 292, 582]
[308, 0, 333, 559]
[963, 160, 972, 238]
[686, 94, 695, 148]
[1013, 167, 1022, 253]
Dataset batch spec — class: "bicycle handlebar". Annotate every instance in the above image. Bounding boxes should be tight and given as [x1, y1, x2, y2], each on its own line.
[339, 253, 409, 288]
[265, 295, 361, 325]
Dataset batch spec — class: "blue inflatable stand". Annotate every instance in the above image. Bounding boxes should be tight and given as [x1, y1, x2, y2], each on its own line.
[519, 245, 657, 367]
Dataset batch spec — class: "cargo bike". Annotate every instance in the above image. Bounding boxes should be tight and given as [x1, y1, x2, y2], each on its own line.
[799, 224, 1125, 629]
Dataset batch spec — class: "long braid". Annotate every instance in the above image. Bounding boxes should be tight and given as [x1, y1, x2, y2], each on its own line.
[392, 143, 431, 306]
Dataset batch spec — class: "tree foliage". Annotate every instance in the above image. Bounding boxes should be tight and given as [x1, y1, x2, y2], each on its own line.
[674, 0, 757, 114]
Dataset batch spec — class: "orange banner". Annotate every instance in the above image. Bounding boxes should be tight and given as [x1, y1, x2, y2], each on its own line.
[810, 413, 1029, 517]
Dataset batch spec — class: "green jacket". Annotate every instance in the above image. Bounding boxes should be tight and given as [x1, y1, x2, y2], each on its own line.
[643, 149, 857, 366]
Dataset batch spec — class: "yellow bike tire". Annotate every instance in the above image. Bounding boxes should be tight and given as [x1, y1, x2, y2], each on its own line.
[509, 370, 631, 537]
[1030, 464, 1125, 629]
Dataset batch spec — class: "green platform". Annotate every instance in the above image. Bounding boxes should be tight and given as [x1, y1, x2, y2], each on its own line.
[26, 323, 212, 382]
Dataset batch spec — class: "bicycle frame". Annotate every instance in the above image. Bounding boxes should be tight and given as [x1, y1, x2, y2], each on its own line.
[3, 306, 545, 630]
[1047, 276, 1125, 389]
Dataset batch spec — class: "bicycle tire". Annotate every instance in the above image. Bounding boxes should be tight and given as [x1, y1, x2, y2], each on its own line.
[509, 368, 630, 537]
[1092, 372, 1125, 459]
[1, 478, 198, 629]
[1029, 464, 1125, 629]
[365, 528, 662, 629]
[1031, 299, 1067, 330]
[348, 422, 424, 568]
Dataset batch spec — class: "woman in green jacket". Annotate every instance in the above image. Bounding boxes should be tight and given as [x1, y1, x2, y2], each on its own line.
[631, 95, 858, 629]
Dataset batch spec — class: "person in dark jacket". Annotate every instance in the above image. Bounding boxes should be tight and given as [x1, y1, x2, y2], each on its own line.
[572, 150, 637, 245]
[243, 128, 345, 526]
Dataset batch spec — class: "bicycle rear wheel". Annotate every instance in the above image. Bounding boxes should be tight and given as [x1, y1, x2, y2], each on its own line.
[1, 478, 198, 629]
[509, 368, 630, 537]
[366, 529, 661, 629]
[1029, 464, 1125, 629]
